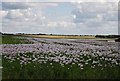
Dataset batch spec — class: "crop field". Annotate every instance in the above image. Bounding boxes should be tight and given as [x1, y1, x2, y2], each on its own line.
[1, 35, 120, 79]
[24, 34, 97, 39]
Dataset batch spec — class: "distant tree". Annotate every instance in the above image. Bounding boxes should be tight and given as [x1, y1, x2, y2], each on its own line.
[95, 35, 120, 38]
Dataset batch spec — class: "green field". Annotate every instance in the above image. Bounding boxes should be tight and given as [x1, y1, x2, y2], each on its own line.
[2, 56, 120, 79]
[1, 35, 33, 44]
[1, 35, 120, 80]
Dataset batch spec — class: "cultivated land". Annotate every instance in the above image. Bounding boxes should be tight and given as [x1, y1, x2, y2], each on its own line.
[1, 35, 120, 79]
[24, 35, 96, 39]
[21, 34, 118, 42]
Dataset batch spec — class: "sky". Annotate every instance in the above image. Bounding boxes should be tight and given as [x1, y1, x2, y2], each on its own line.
[0, 0, 119, 35]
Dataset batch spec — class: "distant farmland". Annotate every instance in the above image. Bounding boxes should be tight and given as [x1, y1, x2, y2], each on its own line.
[19, 34, 118, 42]
[24, 35, 96, 39]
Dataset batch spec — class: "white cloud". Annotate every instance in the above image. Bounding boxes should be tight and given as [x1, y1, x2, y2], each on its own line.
[2, 0, 119, 2]
[6, 10, 23, 19]
[1, 2, 75, 34]
[1, 2, 118, 35]
[71, 2, 118, 34]
[0, 10, 8, 18]
[72, 2, 118, 22]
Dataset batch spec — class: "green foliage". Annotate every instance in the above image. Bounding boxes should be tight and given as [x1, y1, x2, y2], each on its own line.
[2, 57, 120, 79]
[1, 35, 33, 44]
[95, 35, 120, 38]
[115, 38, 120, 42]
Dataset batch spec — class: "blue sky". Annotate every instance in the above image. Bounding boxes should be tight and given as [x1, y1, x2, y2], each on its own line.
[0, 0, 119, 35]
[43, 2, 73, 20]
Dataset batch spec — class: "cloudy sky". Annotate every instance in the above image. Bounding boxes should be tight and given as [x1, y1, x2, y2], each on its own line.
[0, 0, 119, 35]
